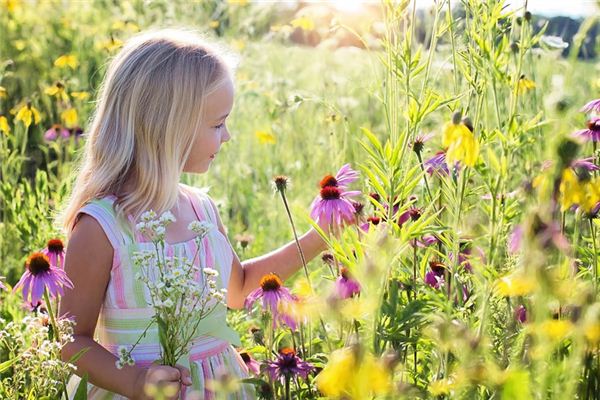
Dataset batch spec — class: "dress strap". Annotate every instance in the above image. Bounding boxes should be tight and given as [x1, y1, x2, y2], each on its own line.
[77, 197, 135, 249]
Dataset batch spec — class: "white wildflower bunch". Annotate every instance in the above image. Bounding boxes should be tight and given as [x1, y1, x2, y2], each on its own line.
[120, 210, 226, 367]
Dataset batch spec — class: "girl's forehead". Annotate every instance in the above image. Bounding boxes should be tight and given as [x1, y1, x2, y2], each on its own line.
[206, 78, 234, 118]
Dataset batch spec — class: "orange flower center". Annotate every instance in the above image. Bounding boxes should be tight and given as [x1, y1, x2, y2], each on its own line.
[319, 175, 338, 188]
[320, 186, 341, 200]
[260, 273, 282, 291]
[47, 238, 64, 253]
[27, 252, 51, 275]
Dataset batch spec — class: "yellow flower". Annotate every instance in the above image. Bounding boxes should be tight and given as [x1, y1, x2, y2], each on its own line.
[559, 169, 583, 211]
[61, 108, 78, 128]
[517, 75, 536, 94]
[0, 86, 7, 98]
[13, 40, 26, 51]
[54, 54, 78, 69]
[70, 91, 90, 101]
[443, 121, 479, 167]
[539, 320, 574, 341]
[45, 82, 69, 102]
[496, 273, 536, 297]
[255, 130, 276, 144]
[230, 39, 245, 51]
[0, 115, 10, 135]
[14, 102, 41, 128]
[209, 20, 220, 28]
[290, 16, 315, 31]
[429, 378, 457, 396]
[316, 347, 392, 399]
[3, 0, 20, 12]
[580, 177, 600, 214]
[98, 36, 124, 52]
[584, 323, 600, 345]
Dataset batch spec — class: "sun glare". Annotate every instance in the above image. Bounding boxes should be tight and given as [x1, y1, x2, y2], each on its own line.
[329, 0, 366, 13]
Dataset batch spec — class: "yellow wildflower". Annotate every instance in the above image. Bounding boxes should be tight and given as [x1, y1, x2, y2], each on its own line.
[496, 273, 536, 297]
[580, 177, 600, 214]
[585, 323, 600, 345]
[45, 82, 69, 102]
[209, 20, 220, 28]
[255, 130, 276, 144]
[14, 102, 41, 128]
[429, 378, 457, 396]
[443, 113, 479, 167]
[316, 347, 392, 399]
[13, 40, 26, 51]
[54, 54, 78, 69]
[61, 108, 78, 128]
[517, 75, 536, 94]
[290, 16, 315, 31]
[539, 319, 574, 341]
[559, 169, 583, 211]
[70, 91, 90, 101]
[98, 36, 124, 52]
[0, 86, 6, 98]
[3, 0, 20, 12]
[0, 115, 10, 135]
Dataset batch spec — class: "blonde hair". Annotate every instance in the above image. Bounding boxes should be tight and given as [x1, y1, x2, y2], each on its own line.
[57, 28, 236, 236]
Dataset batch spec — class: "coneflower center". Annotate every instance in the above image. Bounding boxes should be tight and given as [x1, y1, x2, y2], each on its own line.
[320, 186, 341, 200]
[587, 119, 600, 131]
[340, 267, 350, 280]
[429, 261, 446, 275]
[319, 175, 338, 188]
[47, 238, 64, 253]
[240, 352, 251, 363]
[27, 252, 51, 275]
[260, 273, 282, 291]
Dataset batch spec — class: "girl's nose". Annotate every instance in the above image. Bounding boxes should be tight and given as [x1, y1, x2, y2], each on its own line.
[222, 128, 231, 143]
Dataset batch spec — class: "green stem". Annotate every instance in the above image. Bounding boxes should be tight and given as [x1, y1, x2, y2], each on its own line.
[43, 288, 59, 342]
[277, 189, 311, 286]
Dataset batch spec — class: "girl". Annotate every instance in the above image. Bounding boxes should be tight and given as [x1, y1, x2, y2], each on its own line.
[58, 28, 329, 400]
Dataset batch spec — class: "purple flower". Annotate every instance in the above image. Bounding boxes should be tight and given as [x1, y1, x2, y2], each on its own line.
[41, 238, 66, 269]
[310, 186, 361, 226]
[572, 157, 599, 171]
[424, 151, 450, 176]
[580, 98, 600, 114]
[266, 348, 314, 382]
[515, 305, 527, 323]
[508, 225, 524, 254]
[573, 117, 600, 142]
[360, 216, 382, 232]
[397, 205, 422, 227]
[424, 261, 446, 289]
[43, 124, 70, 141]
[245, 273, 297, 330]
[412, 234, 439, 248]
[239, 351, 261, 375]
[334, 268, 361, 299]
[13, 252, 73, 305]
[334, 163, 359, 189]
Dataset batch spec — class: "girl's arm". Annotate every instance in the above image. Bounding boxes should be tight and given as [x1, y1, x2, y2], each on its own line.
[59, 214, 145, 397]
[207, 199, 328, 309]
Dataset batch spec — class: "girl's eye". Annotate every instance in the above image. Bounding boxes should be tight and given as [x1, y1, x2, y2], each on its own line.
[214, 122, 225, 129]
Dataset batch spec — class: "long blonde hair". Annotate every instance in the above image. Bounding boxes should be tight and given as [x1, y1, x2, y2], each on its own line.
[57, 28, 235, 236]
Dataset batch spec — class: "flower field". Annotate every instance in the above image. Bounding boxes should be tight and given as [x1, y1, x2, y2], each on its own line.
[1, 0, 600, 399]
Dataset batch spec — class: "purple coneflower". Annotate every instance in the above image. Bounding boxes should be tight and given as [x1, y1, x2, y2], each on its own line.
[424, 261, 446, 289]
[245, 273, 297, 330]
[360, 216, 381, 232]
[310, 186, 361, 226]
[333, 163, 359, 189]
[573, 117, 600, 142]
[580, 98, 600, 114]
[42, 238, 66, 269]
[397, 205, 423, 227]
[412, 234, 439, 248]
[412, 132, 434, 155]
[424, 151, 450, 176]
[515, 305, 527, 324]
[572, 157, 599, 172]
[43, 124, 70, 141]
[239, 351, 261, 375]
[266, 348, 314, 382]
[13, 252, 73, 305]
[335, 268, 361, 299]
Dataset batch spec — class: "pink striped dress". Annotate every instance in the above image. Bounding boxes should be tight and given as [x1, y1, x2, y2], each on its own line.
[67, 184, 255, 399]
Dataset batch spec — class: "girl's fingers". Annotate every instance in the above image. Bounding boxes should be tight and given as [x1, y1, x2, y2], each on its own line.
[174, 363, 193, 386]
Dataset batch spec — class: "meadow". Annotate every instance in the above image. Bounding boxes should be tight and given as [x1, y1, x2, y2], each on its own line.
[1, 0, 599, 399]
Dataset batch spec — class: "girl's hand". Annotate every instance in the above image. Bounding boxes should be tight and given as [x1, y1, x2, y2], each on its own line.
[132, 364, 192, 400]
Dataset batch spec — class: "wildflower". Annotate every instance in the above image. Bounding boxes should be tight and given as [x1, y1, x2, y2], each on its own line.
[580, 98, 600, 114]
[244, 273, 297, 330]
[272, 175, 289, 193]
[266, 348, 314, 382]
[411, 132, 433, 155]
[42, 238, 66, 269]
[425, 261, 446, 289]
[335, 268, 361, 299]
[572, 157, 599, 171]
[412, 234, 439, 248]
[70, 91, 90, 101]
[0, 86, 6, 98]
[43, 124, 70, 141]
[517, 75, 536, 94]
[44, 82, 69, 102]
[290, 16, 315, 31]
[496, 273, 536, 297]
[508, 225, 524, 254]
[234, 232, 254, 249]
[310, 186, 361, 226]
[61, 108, 78, 128]
[54, 54, 78, 69]
[333, 163, 360, 189]
[424, 151, 450, 175]
[573, 117, 600, 142]
[239, 351, 260, 375]
[316, 346, 392, 399]
[14, 101, 41, 128]
[0, 115, 10, 135]
[515, 305, 527, 323]
[397, 205, 422, 227]
[13, 252, 73, 305]
[255, 130, 276, 144]
[0, 277, 6, 291]
[443, 112, 479, 167]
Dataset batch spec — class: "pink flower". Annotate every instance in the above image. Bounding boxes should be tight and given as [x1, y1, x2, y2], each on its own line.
[41, 238, 66, 269]
[508, 225, 524, 254]
[333, 163, 359, 189]
[13, 252, 73, 305]
[310, 186, 361, 226]
[360, 216, 381, 232]
[266, 348, 314, 382]
[43, 124, 70, 141]
[245, 273, 297, 330]
[572, 157, 599, 171]
[411, 234, 439, 248]
[239, 351, 261, 375]
[573, 117, 600, 142]
[334, 268, 361, 299]
[425, 261, 446, 289]
[580, 98, 600, 114]
[515, 305, 527, 324]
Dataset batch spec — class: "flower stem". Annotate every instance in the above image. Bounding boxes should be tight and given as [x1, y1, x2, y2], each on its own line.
[43, 288, 59, 342]
[277, 190, 311, 286]
[590, 217, 598, 291]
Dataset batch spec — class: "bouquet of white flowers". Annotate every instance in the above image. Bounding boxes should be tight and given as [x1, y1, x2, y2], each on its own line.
[117, 210, 227, 368]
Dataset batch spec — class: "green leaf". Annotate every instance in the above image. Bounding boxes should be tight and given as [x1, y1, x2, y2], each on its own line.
[0, 357, 17, 373]
[73, 374, 88, 400]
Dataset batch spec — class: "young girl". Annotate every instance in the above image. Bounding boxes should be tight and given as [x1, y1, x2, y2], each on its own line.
[58, 28, 329, 400]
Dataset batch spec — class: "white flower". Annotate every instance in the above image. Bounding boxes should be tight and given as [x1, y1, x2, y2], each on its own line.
[117, 346, 129, 356]
[188, 221, 213, 238]
[140, 210, 157, 223]
[203, 267, 219, 277]
[115, 360, 124, 370]
[135, 222, 147, 232]
[160, 211, 176, 224]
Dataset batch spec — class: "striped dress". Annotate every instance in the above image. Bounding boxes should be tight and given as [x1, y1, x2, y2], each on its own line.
[68, 184, 254, 400]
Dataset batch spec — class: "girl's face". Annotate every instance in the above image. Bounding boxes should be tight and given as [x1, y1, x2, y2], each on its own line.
[183, 76, 234, 174]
